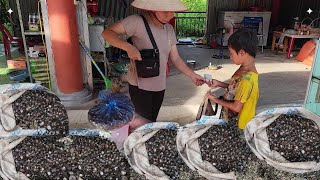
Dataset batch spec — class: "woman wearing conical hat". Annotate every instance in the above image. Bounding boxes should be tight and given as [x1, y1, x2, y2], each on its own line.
[102, 0, 205, 124]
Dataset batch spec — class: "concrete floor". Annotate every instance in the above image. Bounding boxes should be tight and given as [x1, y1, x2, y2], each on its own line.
[68, 45, 312, 127]
[157, 45, 311, 125]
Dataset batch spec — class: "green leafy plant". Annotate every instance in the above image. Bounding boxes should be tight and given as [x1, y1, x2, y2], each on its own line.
[175, 0, 207, 38]
[0, 0, 9, 23]
[0, 0, 11, 41]
[0, 23, 13, 42]
[181, 0, 207, 12]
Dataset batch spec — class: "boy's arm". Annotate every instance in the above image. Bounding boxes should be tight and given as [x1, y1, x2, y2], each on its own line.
[216, 80, 229, 88]
[207, 79, 228, 88]
[207, 94, 243, 113]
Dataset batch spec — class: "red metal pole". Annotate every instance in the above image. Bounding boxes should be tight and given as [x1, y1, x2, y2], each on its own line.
[287, 37, 295, 59]
[47, 0, 83, 93]
[271, 0, 281, 26]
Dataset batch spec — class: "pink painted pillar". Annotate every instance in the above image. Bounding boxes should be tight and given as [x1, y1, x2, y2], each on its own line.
[47, 0, 83, 93]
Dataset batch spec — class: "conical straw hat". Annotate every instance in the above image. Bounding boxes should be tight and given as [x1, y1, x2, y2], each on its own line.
[132, 0, 187, 12]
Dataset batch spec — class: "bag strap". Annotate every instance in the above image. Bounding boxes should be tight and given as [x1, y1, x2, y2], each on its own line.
[140, 15, 159, 51]
[196, 94, 222, 120]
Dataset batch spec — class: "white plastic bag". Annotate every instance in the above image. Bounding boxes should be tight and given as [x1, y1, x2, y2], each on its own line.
[0, 136, 28, 180]
[244, 106, 320, 173]
[0, 127, 50, 180]
[123, 122, 180, 180]
[176, 117, 236, 180]
[0, 83, 51, 137]
[0, 128, 112, 180]
[196, 95, 222, 121]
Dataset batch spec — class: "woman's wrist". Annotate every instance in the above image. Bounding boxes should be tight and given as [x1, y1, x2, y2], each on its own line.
[123, 43, 132, 52]
[188, 72, 195, 79]
[218, 81, 224, 87]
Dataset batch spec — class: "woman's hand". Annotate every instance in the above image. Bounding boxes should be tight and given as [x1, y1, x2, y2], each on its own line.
[190, 73, 205, 86]
[126, 44, 142, 61]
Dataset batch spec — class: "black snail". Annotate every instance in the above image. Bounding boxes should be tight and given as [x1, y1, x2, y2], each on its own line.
[145, 129, 190, 180]
[12, 136, 131, 179]
[198, 123, 253, 173]
[12, 90, 69, 135]
[267, 114, 320, 163]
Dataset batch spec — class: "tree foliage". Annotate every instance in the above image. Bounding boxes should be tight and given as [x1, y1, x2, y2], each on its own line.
[0, 0, 9, 23]
[0, 0, 13, 40]
[181, 0, 207, 12]
[175, 0, 207, 38]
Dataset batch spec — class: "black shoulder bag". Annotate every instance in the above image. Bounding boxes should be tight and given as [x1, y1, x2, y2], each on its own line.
[134, 15, 160, 78]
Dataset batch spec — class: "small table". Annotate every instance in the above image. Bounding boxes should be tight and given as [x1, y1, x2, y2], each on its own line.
[283, 33, 320, 58]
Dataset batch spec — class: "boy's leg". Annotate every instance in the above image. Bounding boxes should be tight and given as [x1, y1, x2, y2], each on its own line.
[151, 90, 165, 121]
[129, 85, 154, 121]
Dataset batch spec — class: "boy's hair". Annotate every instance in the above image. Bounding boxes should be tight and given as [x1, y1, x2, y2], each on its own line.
[228, 28, 259, 58]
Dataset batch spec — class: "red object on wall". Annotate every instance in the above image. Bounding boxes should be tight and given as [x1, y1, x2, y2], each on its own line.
[87, 0, 98, 17]
[47, 0, 83, 94]
[271, 0, 281, 26]
[0, 23, 24, 59]
[247, 6, 265, 12]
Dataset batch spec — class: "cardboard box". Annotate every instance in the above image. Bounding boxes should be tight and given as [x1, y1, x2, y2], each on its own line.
[7, 57, 27, 69]
[33, 45, 46, 52]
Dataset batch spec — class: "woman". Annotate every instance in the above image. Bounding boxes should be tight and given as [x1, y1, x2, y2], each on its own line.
[102, 0, 205, 122]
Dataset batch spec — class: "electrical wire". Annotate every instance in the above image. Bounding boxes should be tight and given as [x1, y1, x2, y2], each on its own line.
[301, 17, 313, 25]
[309, 17, 320, 28]
[38, 0, 51, 90]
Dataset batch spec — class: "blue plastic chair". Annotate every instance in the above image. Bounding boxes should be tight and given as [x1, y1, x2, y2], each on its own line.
[243, 16, 264, 52]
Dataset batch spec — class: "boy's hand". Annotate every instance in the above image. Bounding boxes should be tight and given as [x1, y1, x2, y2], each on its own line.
[207, 79, 220, 87]
[206, 91, 218, 101]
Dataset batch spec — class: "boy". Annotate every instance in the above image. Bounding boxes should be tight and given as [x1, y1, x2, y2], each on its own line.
[206, 28, 259, 129]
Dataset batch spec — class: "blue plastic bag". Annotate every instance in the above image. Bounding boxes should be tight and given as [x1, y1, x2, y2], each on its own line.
[88, 91, 134, 130]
